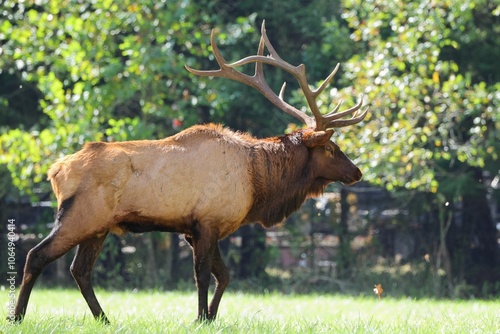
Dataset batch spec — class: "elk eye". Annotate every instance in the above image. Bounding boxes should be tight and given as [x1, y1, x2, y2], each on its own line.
[325, 145, 333, 153]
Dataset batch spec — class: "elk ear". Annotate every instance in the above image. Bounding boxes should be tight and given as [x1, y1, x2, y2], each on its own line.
[303, 129, 334, 148]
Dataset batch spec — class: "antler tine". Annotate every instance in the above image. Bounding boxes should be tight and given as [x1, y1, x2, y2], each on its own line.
[312, 64, 368, 129]
[279, 82, 287, 100]
[258, 20, 285, 63]
[326, 105, 369, 128]
[228, 21, 325, 128]
[185, 29, 244, 81]
[325, 95, 363, 122]
[254, 29, 265, 77]
[312, 63, 340, 98]
[185, 21, 368, 130]
[186, 21, 315, 127]
[227, 22, 298, 76]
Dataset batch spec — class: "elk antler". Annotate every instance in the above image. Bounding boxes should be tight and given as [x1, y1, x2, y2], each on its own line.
[185, 20, 368, 131]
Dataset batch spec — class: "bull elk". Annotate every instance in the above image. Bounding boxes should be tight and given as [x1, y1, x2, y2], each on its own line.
[12, 21, 368, 324]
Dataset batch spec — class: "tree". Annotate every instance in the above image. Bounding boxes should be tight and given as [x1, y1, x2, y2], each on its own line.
[328, 0, 499, 295]
[0, 0, 224, 195]
[0, 0, 253, 287]
[1, 0, 355, 285]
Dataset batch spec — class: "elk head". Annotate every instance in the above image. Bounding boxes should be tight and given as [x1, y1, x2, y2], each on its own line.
[186, 21, 368, 186]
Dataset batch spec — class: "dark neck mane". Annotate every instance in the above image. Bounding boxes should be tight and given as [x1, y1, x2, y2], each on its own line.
[247, 133, 326, 228]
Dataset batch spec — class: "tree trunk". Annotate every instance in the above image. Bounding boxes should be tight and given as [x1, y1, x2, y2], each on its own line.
[168, 233, 180, 285]
[144, 235, 157, 288]
[455, 168, 498, 290]
[435, 202, 454, 297]
[237, 225, 267, 279]
[337, 187, 352, 278]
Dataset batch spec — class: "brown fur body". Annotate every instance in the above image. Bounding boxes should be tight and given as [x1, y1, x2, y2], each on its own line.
[48, 124, 359, 238]
[12, 123, 362, 323]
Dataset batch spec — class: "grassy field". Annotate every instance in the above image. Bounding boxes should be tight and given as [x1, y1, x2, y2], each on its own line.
[1, 289, 498, 333]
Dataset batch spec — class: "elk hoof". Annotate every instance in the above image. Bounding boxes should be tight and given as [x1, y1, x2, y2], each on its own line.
[96, 313, 110, 325]
[195, 315, 215, 323]
[6, 314, 23, 324]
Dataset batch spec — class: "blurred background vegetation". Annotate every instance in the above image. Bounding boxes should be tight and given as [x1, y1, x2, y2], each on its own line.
[0, 0, 499, 298]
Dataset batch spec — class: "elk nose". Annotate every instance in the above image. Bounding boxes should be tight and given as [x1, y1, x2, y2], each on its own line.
[354, 167, 362, 181]
[344, 167, 362, 185]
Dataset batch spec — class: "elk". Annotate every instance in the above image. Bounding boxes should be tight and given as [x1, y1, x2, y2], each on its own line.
[12, 21, 368, 324]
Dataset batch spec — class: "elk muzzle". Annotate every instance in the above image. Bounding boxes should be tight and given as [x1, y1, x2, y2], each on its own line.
[342, 166, 362, 185]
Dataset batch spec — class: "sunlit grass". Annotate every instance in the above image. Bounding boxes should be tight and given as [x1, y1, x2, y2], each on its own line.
[1, 289, 499, 333]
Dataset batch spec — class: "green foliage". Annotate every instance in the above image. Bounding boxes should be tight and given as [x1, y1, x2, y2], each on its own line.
[1, 0, 498, 295]
[329, 0, 500, 294]
[1, 0, 498, 198]
[0, 0, 243, 197]
[1, 0, 357, 193]
[333, 0, 499, 196]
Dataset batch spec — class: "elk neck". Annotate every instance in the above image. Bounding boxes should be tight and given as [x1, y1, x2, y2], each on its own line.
[246, 131, 320, 228]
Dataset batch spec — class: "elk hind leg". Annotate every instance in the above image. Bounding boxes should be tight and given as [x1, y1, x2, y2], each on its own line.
[13, 227, 79, 322]
[208, 243, 229, 320]
[70, 233, 109, 324]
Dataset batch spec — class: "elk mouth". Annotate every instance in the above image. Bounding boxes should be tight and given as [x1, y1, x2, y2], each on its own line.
[341, 168, 363, 185]
[342, 179, 359, 186]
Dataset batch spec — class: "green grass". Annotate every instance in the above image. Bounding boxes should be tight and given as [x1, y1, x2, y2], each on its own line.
[1, 289, 499, 333]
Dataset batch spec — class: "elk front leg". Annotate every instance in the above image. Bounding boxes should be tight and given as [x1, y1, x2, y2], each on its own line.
[208, 243, 229, 319]
[188, 227, 217, 321]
